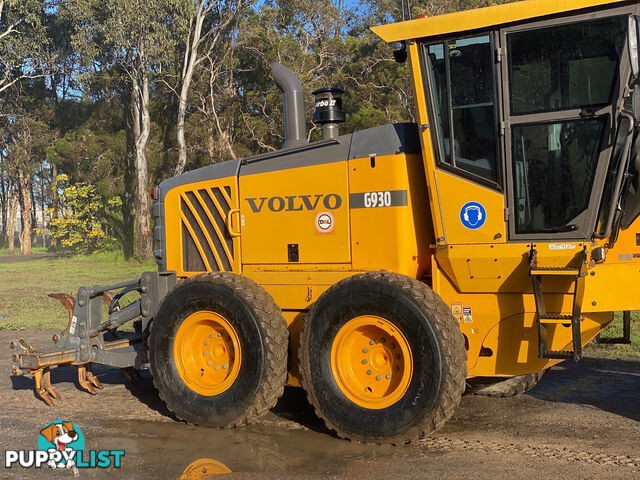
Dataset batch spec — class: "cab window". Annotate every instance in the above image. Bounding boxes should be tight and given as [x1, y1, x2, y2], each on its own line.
[425, 35, 499, 184]
[508, 17, 627, 115]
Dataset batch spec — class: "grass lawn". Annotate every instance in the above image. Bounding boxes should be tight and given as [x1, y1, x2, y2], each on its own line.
[586, 311, 640, 359]
[0, 250, 155, 330]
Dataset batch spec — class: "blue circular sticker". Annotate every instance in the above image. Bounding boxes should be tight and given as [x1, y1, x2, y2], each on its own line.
[460, 202, 487, 230]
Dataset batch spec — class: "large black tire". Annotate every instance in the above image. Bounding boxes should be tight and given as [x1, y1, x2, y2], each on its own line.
[148, 273, 288, 427]
[470, 370, 547, 397]
[299, 272, 467, 444]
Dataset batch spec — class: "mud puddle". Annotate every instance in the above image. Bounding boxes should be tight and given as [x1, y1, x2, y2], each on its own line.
[89, 419, 413, 479]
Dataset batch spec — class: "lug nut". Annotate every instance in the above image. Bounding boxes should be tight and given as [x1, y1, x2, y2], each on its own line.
[361, 359, 368, 364]
[395, 354, 401, 360]
[380, 338, 385, 343]
[367, 369, 372, 375]
[209, 333, 215, 338]
[376, 375, 382, 381]
[390, 343, 395, 349]
[215, 365, 220, 370]
[203, 351, 209, 356]
[369, 340, 375, 345]
[207, 360, 212, 366]
[223, 363, 228, 369]
[394, 365, 399, 371]
[386, 374, 392, 379]
[363, 347, 368, 353]
[218, 333, 222, 337]
[204, 340, 209, 345]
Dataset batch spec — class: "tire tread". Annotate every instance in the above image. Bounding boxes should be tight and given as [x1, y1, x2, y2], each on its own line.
[299, 271, 467, 444]
[148, 272, 288, 427]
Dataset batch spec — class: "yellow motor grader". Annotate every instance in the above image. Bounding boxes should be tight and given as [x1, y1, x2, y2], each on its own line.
[10, 0, 640, 443]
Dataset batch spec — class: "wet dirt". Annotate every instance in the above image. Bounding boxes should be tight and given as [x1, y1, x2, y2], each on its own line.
[1, 328, 639, 479]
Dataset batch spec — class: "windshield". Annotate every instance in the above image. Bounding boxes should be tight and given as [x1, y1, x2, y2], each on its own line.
[508, 16, 627, 115]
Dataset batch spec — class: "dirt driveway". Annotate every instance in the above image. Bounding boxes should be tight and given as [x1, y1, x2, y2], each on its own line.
[1, 328, 639, 480]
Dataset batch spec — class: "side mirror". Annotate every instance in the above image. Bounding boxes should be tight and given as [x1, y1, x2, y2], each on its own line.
[628, 15, 640, 78]
[393, 42, 407, 64]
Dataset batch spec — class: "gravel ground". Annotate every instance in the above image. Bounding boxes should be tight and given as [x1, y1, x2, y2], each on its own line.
[1, 327, 639, 479]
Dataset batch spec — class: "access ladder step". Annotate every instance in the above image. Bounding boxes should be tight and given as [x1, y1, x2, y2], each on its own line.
[539, 314, 583, 324]
[530, 267, 580, 276]
[544, 350, 576, 360]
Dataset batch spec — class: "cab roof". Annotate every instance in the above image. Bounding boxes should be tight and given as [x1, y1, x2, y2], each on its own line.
[371, 0, 632, 43]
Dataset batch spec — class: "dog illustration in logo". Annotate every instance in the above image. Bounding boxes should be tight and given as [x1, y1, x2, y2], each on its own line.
[463, 204, 483, 227]
[40, 421, 78, 469]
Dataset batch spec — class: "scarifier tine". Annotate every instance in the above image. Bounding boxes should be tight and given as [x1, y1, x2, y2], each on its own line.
[86, 364, 103, 390]
[48, 293, 76, 337]
[42, 367, 61, 400]
[34, 369, 55, 407]
[77, 365, 97, 395]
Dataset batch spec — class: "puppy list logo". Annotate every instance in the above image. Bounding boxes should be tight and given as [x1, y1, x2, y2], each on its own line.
[4, 420, 124, 469]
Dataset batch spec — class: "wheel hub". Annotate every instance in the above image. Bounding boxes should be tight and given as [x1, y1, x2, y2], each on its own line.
[331, 315, 412, 409]
[174, 311, 242, 396]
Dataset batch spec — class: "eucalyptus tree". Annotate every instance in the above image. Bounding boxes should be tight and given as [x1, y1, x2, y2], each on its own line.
[67, 0, 184, 260]
[172, 0, 252, 175]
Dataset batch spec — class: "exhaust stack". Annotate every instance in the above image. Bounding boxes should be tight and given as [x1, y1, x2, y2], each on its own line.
[271, 63, 308, 150]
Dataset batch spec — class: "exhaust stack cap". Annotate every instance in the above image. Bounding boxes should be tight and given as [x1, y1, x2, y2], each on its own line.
[312, 87, 345, 139]
[271, 63, 308, 150]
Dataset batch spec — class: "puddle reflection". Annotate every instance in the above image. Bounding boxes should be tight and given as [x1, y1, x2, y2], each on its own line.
[87, 418, 403, 478]
[179, 458, 232, 479]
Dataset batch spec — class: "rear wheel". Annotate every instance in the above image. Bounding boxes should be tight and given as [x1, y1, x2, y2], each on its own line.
[149, 273, 288, 427]
[470, 370, 547, 397]
[299, 272, 467, 443]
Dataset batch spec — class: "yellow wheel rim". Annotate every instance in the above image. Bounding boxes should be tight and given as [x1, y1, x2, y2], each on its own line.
[331, 315, 412, 409]
[174, 311, 242, 396]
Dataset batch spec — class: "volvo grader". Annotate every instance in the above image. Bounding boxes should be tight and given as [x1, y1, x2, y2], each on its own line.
[10, 0, 640, 443]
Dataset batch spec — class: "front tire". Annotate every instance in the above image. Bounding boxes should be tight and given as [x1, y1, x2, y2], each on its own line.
[299, 272, 467, 443]
[149, 273, 288, 427]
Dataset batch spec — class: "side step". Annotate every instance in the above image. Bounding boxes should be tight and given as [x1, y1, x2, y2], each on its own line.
[529, 247, 588, 361]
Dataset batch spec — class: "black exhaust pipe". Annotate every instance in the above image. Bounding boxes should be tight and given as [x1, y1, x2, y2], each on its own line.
[271, 63, 307, 150]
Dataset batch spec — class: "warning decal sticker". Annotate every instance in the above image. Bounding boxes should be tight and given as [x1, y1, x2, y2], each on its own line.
[462, 306, 473, 323]
[451, 303, 463, 323]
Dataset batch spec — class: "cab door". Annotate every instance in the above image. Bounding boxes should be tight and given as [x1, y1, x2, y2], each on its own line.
[499, 12, 630, 241]
[421, 32, 507, 245]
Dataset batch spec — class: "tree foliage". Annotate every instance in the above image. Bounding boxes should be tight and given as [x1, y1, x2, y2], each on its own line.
[47, 174, 120, 253]
[0, 0, 520, 256]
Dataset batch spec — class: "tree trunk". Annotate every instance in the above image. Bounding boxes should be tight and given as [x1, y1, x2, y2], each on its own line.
[7, 189, 17, 253]
[207, 124, 217, 162]
[17, 169, 32, 255]
[131, 66, 153, 261]
[174, 1, 208, 176]
[0, 156, 6, 241]
[49, 163, 58, 249]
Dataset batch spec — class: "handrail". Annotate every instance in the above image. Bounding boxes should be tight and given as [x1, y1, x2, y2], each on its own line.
[594, 111, 635, 239]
